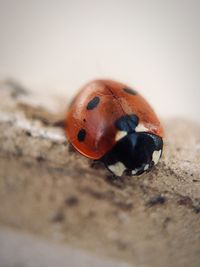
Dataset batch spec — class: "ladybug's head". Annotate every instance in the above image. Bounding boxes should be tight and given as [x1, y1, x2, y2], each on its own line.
[101, 115, 163, 177]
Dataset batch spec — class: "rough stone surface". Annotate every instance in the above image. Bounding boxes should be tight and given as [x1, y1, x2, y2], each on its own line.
[0, 80, 200, 267]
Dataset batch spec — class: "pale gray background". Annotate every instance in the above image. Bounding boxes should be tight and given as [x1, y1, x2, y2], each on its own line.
[0, 0, 199, 121]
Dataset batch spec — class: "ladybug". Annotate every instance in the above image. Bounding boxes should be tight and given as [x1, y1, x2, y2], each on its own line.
[65, 80, 163, 177]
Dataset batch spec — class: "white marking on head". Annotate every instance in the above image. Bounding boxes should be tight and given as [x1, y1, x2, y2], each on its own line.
[152, 149, 162, 165]
[132, 169, 138, 175]
[108, 162, 126, 176]
[132, 167, 144, 176]
[144, 164, 149, 171]
[115, 131, 127, 141]
[135, 123, 148, 133]
[132, 165, 148, 176]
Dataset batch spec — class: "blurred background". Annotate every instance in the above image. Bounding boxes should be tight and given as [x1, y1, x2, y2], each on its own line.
[0, 0, 199, 121]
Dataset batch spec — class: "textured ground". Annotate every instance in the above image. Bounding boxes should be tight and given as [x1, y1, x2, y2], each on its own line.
[0, 80, 200, 267]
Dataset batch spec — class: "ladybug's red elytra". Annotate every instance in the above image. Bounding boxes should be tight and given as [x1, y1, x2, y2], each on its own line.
[65, 79, 163, 177]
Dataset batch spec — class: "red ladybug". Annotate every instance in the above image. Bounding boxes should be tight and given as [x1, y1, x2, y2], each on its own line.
[65, 80, 163, 176]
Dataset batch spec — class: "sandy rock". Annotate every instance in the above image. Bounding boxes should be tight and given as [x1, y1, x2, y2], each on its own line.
[0, 80, 200, 267]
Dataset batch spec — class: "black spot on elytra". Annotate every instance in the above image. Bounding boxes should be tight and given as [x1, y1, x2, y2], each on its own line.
[123, 87, 137, 95]
[87, 96, 100, 110]
[115, 114, 139, 133]
[77, 129, 86, 142]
